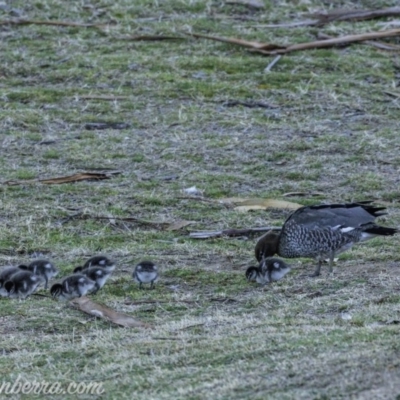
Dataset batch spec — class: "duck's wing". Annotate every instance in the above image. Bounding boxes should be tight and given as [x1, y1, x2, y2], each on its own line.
[284, 202, 387, 230]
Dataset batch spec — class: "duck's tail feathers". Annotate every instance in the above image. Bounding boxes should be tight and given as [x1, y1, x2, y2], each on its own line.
[361, 223, 397, 236]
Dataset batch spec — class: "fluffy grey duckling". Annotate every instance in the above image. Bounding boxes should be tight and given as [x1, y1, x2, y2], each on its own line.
[246, 257, 291, 285]
[82, 256, 115, 273]
[50, 274, 95, 300]
[255, 201, 397, 276]
[0, 266, 22, 297]
[4, 270, 43, 299]
[133, 261, 158, 289]
[73, 266, 112, 294]
[18, 260, 58, 289]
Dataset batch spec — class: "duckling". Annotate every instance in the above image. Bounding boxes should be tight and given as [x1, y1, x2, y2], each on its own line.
[4, 270, 43, 299]
[133, 261, 158, 289]
[50, 274, 95, 300]
[73, 266, 111, 294]
[0, 266, 24, 297]
[246, 257, 291, 285]
[18, 260, 58, 289]
[255, 201, 397, 276]
[82, 256, 115, 273]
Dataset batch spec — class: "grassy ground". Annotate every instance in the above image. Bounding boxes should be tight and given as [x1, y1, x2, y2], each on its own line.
[1, 0, 400, 398]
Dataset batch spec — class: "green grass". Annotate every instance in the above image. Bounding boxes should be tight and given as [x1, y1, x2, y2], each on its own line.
[1, 0, 400, 398]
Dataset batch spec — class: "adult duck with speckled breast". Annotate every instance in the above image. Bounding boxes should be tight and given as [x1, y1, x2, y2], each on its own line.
[255, 201, 397, 277]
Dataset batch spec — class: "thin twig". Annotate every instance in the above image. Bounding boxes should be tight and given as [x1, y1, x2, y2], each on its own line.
[257, 7, 400, 28]
[255, 28, 400, 55]
[264, 55, 282, 72]
[0, 19, 106, 28]
[76, 95, 130, 101]
[120, 35, 185, 41]
[317, 32, 400, 51]
[189, 226, 281, 239]
[124, 299, 199, 305]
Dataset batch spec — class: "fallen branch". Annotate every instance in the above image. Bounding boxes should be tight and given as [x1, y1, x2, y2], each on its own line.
[70, 297, 150, 328]
[254, 28, 400, 55]
[0, 18, 106, 28]
[124, 297, 237, 305]
[225, 0, 265, 9]
[222, 100, 278, 108]
[189, 226, 281, 239]
[264, 55, 282, 72]
[188, 32, 285, 51]
[259, 7, 400, 28]
[384, 90, 400, 98]
[311, 7, 400, 26]
[3, 172, 120, 186]
[76, 95, 130, 101]
[84, 122, 130, 130]
[121, 35, 185, 41]
[191, 29, 400, 55]
[317, 32, 400, 51]
[124, 299, 199, 305]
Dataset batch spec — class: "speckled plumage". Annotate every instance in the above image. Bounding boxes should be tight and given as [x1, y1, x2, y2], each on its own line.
[3, 270, 43, 299]
[256, 202, 397, 276]
[246, 257, 291, 285]
[0, 267, 21, 297]
[19, 260, 58, 289]
[82, 256, 115, 273]
[73, 266, 112, 294]
[51, 274, 95, 300]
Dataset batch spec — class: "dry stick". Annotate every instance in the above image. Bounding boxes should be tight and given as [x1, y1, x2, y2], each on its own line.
[222, 100, 278, 108]
[125, 299, 199, 305]
[311, 7, 400, 25]
[124, 297, 237, 306]
[70, 297, 150, 328]
[225, 0, 265, 9]
[0, 19, 106, 27]
[190, 29, 400, 55]
[76, 95, 130, 101]
[121, 35, 185, 41]
[2, 172, 118, 186]
[188, 32, 285, 51]
[264, 55, 282, 72]
[189, 226, 281, 239]
[384, 90, 400, 98]
[255, 28, 400, 55]
[317, 32, 400, 51]
[260, 7, 400, 28]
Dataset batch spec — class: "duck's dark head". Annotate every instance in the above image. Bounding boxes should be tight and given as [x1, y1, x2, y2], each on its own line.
[245, 266, 259, 282]
[4, 281, 15, 295]
[254, 231, 280, 262]
[135, 261, 157, 273]
[50, 283, 63, 298]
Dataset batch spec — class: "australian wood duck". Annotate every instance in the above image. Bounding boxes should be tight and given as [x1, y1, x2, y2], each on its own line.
[73, 266, 112, 294]
[246, 257, 291, 285]
[3, 270, 43, 299]
[82, 256, 115, 273]
[255, 201, 397, 276]
[0, 267, 21, 297]
[50, 274, 95, 300]
[19, 260, 58, 289]
[133, 261, 159, 289]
